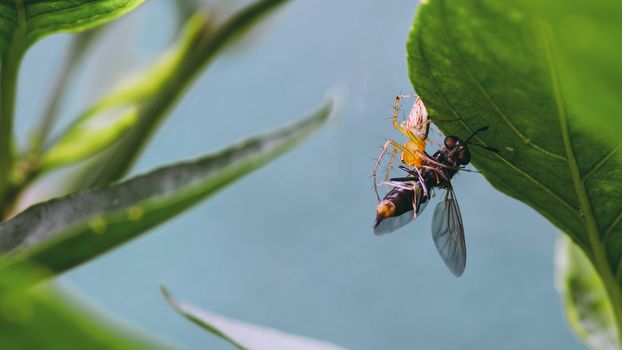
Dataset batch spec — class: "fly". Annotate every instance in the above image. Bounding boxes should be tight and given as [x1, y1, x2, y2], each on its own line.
[373, 97, 497, 277]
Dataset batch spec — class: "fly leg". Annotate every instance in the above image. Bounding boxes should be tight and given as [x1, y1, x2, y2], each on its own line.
[411, 183, 429, 221]
[414, 166, 429, 198]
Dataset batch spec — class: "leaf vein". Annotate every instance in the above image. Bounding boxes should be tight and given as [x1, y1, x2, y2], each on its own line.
[582, 146, 620, 182]
[605, 211, 622, 240]
[415, 19, 579, 217]
[437, 1, 567, 162]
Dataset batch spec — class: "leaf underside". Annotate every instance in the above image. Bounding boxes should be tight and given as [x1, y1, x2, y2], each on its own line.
[408, 0, 622, 283]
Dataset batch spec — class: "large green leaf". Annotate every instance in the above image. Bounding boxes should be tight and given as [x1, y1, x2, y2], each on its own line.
[0, 102, 332, 280]
[0, 264, 166, 349]
[407, 0, 622, 342]
[0, 0, 144, 55]
[556, 235, 619, 350]
[161, 286, 345, 350]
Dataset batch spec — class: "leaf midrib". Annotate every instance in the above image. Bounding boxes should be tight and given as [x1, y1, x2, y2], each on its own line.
[432, 0, 622, 261]
[536, 17, 622, 338]
[536, 21, 595, 251]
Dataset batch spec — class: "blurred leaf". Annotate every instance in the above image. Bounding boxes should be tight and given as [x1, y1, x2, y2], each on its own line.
[161, 286, 246, 350]
[407, 0, 622, 341]
[69, 0, 291, 189]
[39, 104, 139, 171]
[0, 0, 144, 56]
[556, 235, 620, 350]
[0, 264, 166, 349]
[174, 0, 202, 28]
[0, 1, 144, 198]
[38, 12, 211, 173]
[30, 28, 104, 156]
[161, 286, 346, 350]
[0, 102, 332, 279]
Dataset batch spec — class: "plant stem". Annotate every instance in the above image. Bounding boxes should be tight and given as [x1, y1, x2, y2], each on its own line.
[0, 1, 26, 201]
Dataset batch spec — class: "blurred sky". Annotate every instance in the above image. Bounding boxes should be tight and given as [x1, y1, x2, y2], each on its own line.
[16, 0, 585, 349]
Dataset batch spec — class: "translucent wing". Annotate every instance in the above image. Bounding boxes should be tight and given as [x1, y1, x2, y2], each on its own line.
[431, 186, 466, 277]
[373, 183, 428, 235]
[374, 209, 415, 235]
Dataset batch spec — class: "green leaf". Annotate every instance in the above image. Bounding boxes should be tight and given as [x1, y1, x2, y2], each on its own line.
[512, 1, 622, 151]
[38, 13, 211, 173]
[407, 0, 622, 342]
[556, 235, 619, 350]
[0, 102, 332, 279]
[0, 0, 144, 199]
[161, 286, 247, 350]
[30, 27, 105, 157]
[0, 0, 144, 56]
[160, 285, 345, 350]
[70, 0, 292, 189]
[0, 264, 166, 349]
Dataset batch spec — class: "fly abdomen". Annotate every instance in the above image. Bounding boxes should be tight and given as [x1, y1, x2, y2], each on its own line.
[374, 183, 428, 235]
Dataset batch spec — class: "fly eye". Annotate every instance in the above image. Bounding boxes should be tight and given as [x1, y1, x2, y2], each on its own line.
[457, 149, 471, 165]
[444, 136, 458, 149]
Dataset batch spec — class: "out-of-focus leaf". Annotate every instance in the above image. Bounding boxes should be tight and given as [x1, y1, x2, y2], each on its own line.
[556, 235, 620, 350]
[0, 102, 332, 279]
[0, 1, 144, 198]
[0, 263, 166, 349]
[71, 0, 291, 189]
[161, 286, 346, 350]
[407, 0, 622, 341]
[0, 0, 144, 56]
[38, 13, 210, 172]
[39, 106, 138, 171]
[30, 28, 104, 156]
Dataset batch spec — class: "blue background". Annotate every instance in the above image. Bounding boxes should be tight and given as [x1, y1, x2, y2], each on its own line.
[16, 0, 584, 349]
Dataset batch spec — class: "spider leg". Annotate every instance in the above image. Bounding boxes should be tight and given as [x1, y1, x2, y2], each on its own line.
[373, 140, 420, 201]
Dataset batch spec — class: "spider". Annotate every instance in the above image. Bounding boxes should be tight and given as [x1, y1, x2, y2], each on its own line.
[372, 95, 432, 201]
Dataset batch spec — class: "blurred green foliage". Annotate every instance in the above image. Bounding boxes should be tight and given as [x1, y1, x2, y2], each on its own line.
[0, 0, 336, 348]
[557, 236, 619, 350]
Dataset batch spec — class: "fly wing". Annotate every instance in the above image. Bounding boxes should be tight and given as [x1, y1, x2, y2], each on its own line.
[373, 183, 428, 235]
[431, 186, 466, 277]
[374, 209, 414, 235]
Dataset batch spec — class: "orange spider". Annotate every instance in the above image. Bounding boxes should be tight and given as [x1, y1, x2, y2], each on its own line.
[373, 95, 431, 201]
